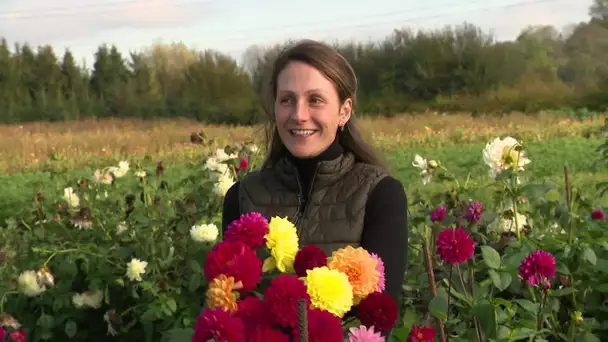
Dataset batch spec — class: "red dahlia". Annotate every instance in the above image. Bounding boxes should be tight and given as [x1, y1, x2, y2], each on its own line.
[248, 326, 290, 342]
[192, 308, 245, 342]
[408, 325, 436, 342]
[204, 241, 262, 293]
[224, 212, 269, 249]
[435, 227, 475, 265]
[356, 292, 399, 333]
[292, 308, 343, 342]
[234, 296, 271, 330]
[293, 245, 328, 277]
[264, 274, 311, 329]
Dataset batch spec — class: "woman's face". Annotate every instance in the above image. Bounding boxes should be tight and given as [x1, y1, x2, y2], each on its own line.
[274, 61, 351, 159]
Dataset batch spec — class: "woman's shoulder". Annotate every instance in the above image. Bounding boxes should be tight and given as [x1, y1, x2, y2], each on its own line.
[371, 175, 407, 199]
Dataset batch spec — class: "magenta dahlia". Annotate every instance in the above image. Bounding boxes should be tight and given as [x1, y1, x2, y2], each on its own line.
[518, 250, 556, 287]
[435, 227, 475, 265]
[223, 212, 269, 249]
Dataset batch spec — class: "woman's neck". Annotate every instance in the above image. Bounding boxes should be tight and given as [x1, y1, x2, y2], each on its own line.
[286, 136, 344, 192]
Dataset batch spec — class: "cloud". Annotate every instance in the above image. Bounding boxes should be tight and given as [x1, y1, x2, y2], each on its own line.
[0, 0, 209, 44]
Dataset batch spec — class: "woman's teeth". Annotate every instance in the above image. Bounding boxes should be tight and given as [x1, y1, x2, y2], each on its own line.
[291, 129, 316, 136]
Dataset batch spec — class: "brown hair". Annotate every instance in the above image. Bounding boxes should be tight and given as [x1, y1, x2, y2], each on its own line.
[260, 39, 388, 171]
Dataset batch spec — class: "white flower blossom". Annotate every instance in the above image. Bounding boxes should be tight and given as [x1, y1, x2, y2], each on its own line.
[412, 154, 435, 185]
[116, 221, 128, 235]
[125, 258, 147, 282]
[18, 270, 46, 297]
[135, 170, 146, 178]
[63, 187, 80, 208]
[213, 172, 235, 197]
[108, 161, 129, 178]
[482, 136, 531, 179]
[93, 170, 114, 184]
[214, 148, 237, 162]
[73, 290, 104, 309]
[487, 212, 529, 235]
[190, 223, 219, 243]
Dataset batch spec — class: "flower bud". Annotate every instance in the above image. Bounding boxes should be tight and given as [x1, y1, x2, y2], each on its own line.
[37, 266, 55, 288]
[572, 311, 583, 325]
[428, 160, 439, 168]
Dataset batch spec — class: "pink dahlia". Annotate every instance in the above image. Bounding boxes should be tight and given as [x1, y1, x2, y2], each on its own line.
[9, 329, 25, 342]
[192, 308, 245, 342]
[465, 201, 483, 224]
[347, 325, 385, 342]
[435, 227, 475, 265]
[430, 207, 447, 222]
[370, 253, 386, 292]
[518, 250, 556, 287]
[591, 209, 605, 221]
[223, 212, 269, 249]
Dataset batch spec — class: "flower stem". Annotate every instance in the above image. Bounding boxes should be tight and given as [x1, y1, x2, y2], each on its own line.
[422, 235, 447, 342]
[0, 290, 19, 312]
[512, 199, 521, 240]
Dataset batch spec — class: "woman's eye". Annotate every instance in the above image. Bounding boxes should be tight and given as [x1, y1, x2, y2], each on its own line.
[279, 97, 293, 105]
[310, 97, 323, 105]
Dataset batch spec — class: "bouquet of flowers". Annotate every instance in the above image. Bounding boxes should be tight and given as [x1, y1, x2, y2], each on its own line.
[192, 212, 399, 342]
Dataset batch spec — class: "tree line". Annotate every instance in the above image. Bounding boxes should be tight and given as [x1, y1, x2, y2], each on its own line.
[0, 1, 607, 124]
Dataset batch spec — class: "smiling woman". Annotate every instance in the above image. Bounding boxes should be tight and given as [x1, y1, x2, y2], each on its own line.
[221, 39, 409, 323]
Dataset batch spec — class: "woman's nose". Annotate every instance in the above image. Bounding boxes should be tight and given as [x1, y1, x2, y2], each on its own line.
[291, 100, 311, 122]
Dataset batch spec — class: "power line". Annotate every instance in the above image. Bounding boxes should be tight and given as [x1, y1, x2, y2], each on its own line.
[0, 0, 215, 20]
[50, 0, 564, 53]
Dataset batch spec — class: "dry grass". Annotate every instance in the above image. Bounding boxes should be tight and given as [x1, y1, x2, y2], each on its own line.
[0, 111, 604, 174]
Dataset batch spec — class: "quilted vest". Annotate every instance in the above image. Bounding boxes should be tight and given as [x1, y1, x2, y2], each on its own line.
[238, 152, 388, 256]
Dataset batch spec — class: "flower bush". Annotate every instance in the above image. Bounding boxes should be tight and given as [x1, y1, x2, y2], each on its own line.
[0, 140, 258, 341]
[2, 129, 608, 342]
[194, 213, 400, 341]
[399, 135, 608, 342]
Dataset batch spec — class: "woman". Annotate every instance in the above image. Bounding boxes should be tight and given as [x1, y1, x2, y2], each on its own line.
[222, 39, 408, 310]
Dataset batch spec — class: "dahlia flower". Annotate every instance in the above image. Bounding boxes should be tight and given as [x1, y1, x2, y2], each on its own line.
[263, 216, 299, 273]
[518, 250, 556, 287]
[303, 266, 353, 318]
[328, 246, 380, 303]
[224, 212, 269, 249]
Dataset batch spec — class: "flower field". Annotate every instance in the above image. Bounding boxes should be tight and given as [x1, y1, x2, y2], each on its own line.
[1, 111, 608, 341]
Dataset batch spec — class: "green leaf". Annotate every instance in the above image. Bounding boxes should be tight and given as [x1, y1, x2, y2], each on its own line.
[65, 320, 77, 338]
[583, 333, 601, 342]
[514, 299, 538, 313]
[488, 270, 512, 291]
[189, 259, 202, 273]
[472, 299, 497, 339]
[551, 287, 576, 296]
[166, 298, 177, 313]
[583, 248, 597, 266]
[428, 294, 448, 320]
[481, 245, 501, 269]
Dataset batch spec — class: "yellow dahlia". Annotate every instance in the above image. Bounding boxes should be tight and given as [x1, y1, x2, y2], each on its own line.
[205, 274, 243, 313]
[262, 216, 299, 273]
[327, 246, 380, 304]
[303, 266, 353, 318]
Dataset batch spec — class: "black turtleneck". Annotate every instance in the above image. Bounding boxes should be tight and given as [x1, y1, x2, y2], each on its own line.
[221, 138, 408, 310]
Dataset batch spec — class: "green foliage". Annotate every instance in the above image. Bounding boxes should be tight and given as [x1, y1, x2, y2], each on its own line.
[393, 135, 608, 341]
[0, 141, 260, 341]
[1, 11, 608, 124]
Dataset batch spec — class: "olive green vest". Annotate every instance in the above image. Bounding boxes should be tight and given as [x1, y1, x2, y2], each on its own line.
[238, 152, 388, 256]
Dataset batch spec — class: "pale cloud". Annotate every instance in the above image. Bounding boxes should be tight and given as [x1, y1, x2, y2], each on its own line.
[0, 0, 208, 44]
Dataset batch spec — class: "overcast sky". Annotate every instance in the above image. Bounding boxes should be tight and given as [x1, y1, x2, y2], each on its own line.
[0, 0, 593, 67]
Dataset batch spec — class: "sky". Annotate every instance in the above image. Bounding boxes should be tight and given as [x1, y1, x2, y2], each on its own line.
[0, 0, 594, 68]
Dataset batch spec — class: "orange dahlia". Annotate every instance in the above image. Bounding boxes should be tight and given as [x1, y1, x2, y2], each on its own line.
[327, 246, 380, 303]
[205, 274, 243, 313]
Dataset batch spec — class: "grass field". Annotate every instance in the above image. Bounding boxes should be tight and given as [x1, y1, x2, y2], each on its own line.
[1, 112, 607, 223]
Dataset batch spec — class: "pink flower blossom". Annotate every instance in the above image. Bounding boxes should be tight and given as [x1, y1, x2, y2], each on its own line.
[518, 250, 556, 287]
[370, 253, 386, 292]
[346, 325, 385, 342]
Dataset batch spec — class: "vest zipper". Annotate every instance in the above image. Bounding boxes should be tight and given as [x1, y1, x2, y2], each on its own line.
[292, 165, 319, 228]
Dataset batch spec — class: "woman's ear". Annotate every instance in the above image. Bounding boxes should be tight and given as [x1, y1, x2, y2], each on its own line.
[340, 98, 353, 125]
